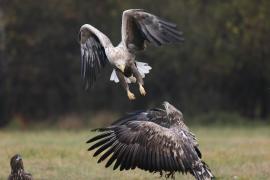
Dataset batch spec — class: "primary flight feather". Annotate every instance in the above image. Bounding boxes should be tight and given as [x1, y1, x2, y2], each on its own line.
[87, 102, 214, 180]
[79, 9, 184, 100]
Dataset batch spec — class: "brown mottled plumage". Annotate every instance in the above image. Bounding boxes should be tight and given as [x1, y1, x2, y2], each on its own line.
[8, 154, 33, 180]
[87, 101, 214, 180]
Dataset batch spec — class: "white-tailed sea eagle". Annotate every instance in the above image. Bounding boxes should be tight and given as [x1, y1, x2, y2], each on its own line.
[8, 154, 33, 180]
[87, 101, 214, 180]
[79, 9, 184, 100]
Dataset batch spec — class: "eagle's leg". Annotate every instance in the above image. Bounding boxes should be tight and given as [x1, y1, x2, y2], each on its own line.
[131, 64, 146, 96]
[165, 171, 175, 179]
[116, 70, 135, 100]
[139, 84, 146, 96]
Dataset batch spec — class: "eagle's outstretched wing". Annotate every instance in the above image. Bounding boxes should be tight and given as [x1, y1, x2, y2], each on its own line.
[121, 9, 184, 52]
[87, 110, 202, 177]
[79, 24, 111, 89]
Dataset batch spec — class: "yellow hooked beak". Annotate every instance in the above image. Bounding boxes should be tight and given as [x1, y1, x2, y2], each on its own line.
[119, 64, 125, 73]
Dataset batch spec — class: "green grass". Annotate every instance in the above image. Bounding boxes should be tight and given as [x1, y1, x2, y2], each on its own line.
[0, 126, 270, 180]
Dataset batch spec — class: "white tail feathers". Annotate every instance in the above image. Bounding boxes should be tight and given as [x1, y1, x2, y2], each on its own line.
[110, 61, 152, 84]
[136, 61, 152, 78]
[110, 69, 119, 83]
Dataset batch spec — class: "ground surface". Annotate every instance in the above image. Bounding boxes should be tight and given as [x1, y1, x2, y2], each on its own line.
[0, 126, 269, 180]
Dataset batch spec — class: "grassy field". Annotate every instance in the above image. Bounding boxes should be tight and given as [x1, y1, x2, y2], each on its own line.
[0, 126, 270, 180]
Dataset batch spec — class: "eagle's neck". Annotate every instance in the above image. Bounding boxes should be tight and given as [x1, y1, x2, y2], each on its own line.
[167, 112, 184, 127]
[11, 168, 24, 175]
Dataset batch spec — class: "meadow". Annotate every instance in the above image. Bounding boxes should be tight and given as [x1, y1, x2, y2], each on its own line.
[0, 126, 270, 180]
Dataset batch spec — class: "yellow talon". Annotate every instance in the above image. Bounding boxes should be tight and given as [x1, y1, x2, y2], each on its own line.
[139, 85, 146, 96]
[129, 76, 136, 83]
[127, 90, 136, 100]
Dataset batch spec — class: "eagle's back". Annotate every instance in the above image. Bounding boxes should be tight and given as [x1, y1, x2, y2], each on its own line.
[8, 170, 33, 180]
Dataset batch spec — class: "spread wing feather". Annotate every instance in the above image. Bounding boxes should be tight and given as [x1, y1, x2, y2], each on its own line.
[121, 9, 184, 52]
[87, 110, 201, 176]
[79, 25, 110, 90]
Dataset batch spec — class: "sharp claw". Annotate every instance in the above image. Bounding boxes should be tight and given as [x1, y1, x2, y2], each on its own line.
[127, 90, 136, 100]
[139, 85, 146, 96]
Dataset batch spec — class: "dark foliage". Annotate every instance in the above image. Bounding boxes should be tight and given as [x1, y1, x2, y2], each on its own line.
[0, 0, 269, 125]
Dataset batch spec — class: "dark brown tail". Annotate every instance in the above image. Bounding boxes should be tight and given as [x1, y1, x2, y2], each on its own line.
[192, 161, 214, 180]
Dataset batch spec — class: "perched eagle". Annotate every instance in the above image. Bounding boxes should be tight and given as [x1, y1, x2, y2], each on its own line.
[79, 9, 184, 100]
[87, 101, 214, 180]
[8, 154, 33, 180]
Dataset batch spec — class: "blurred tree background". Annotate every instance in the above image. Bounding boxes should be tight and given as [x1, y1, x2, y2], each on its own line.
[0, 0, 269, 126]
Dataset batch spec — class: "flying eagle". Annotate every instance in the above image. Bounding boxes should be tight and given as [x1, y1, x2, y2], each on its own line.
[87, 101, 214, 180]
[8, 154, 33, 180]
[79, 9, 184, 100]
